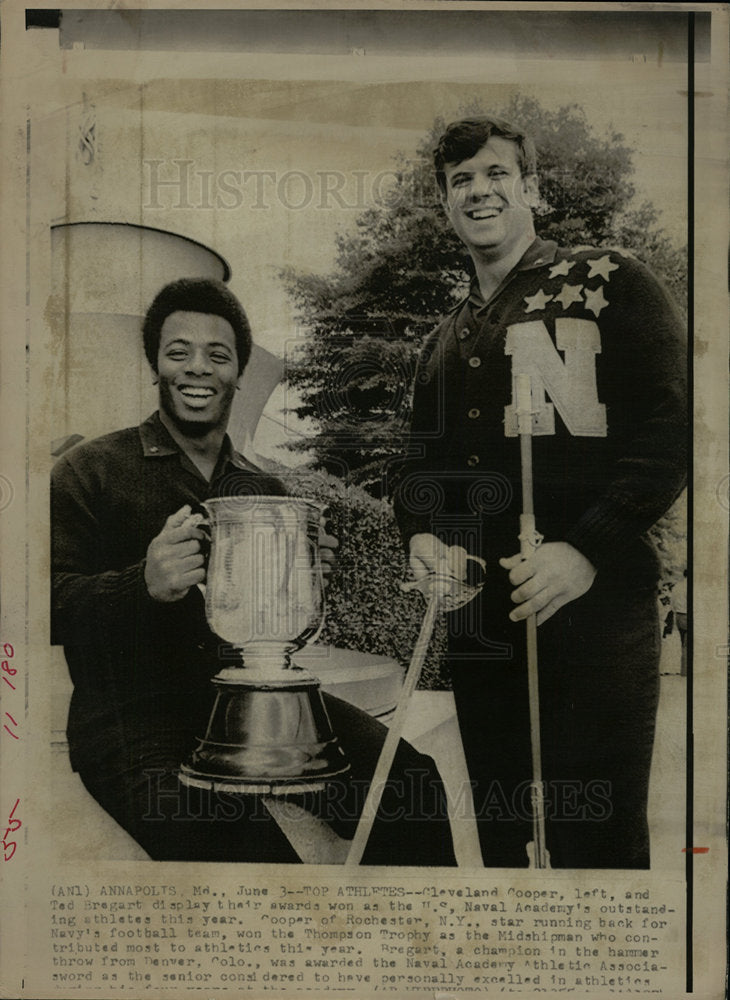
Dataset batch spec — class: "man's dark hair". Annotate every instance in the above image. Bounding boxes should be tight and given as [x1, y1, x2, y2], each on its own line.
[143, 278, 252, 376]
[433, 116, 537, 195]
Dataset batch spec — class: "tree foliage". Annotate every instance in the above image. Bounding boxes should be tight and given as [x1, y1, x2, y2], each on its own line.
[281, 94, 686, 489]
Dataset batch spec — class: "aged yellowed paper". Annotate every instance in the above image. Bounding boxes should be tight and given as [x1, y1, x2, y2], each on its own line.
[1, 2, 727, 998]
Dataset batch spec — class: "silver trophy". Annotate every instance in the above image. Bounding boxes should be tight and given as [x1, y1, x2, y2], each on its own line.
[180, 496, 350, 794]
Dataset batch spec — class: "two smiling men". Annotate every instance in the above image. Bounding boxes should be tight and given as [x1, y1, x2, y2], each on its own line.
[51, 112, 686, 869]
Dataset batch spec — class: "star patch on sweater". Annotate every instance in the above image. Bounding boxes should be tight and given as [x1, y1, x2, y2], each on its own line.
[584, 285, 609, 317]
[548, 259, 576, 279]
[554, 283, 584, 310]
[586, 254, 619, 281]
[523, 289, 553, 313]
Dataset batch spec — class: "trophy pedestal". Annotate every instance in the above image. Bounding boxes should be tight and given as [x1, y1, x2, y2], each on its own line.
[180, 668, 350, 795]
[179, 496, 350, 796]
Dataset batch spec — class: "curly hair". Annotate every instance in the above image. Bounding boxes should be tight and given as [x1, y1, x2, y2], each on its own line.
[143, 278, 252, 376]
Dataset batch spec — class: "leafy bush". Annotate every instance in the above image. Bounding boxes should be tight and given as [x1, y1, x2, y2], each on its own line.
[278, 465, 448, 689]
[276, 464, 685, 690]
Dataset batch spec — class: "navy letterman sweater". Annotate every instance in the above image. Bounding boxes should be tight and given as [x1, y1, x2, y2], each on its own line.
[394, 238, 687, 583]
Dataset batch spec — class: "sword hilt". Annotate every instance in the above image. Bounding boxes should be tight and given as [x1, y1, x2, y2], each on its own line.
[519, 514, 543, 560]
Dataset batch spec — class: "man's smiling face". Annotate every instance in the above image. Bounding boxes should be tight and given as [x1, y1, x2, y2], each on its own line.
[442, 136, 538, 261]
[156, 311, 240, 437]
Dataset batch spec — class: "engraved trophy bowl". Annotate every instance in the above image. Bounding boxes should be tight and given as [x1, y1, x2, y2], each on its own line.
[179, 496, 350, 794]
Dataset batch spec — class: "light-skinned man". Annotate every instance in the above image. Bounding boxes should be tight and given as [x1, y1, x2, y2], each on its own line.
[395, 117, 687, 868]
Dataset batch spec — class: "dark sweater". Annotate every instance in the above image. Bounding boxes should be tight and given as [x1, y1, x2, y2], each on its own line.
[51, 411, 288, 777]
[52, 413, 456, 865]
[394, 238, 687, 584]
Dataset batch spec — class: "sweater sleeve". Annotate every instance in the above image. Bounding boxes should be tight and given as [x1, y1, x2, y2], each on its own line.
[51, 452, 201, 648]
[392, 327, 451, 548]
[563, 258, 688, 569]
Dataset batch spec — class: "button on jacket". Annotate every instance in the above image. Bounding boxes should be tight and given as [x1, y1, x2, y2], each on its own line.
[394, 238, 687, 868]
[52, 412, 456, 865]
[51, 411, 288, 778]
[396, 238, 687, 581]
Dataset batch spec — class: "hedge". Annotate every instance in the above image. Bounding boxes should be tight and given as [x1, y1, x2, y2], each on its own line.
[278, 466, 448, 690]
[276, 467, 687, 690]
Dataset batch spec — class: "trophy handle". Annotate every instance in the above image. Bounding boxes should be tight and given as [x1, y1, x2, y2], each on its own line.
[298, 525, 326, 648]
[190, 502, 211, 596]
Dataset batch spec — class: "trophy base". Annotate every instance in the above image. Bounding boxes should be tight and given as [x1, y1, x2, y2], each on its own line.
[179, 668, 351, 795]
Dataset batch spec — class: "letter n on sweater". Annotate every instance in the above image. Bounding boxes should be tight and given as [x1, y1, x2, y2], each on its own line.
[504, 318, 607, 437]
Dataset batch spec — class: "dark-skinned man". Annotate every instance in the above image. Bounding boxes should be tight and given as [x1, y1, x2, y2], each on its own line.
[52, 277, 455, 865]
